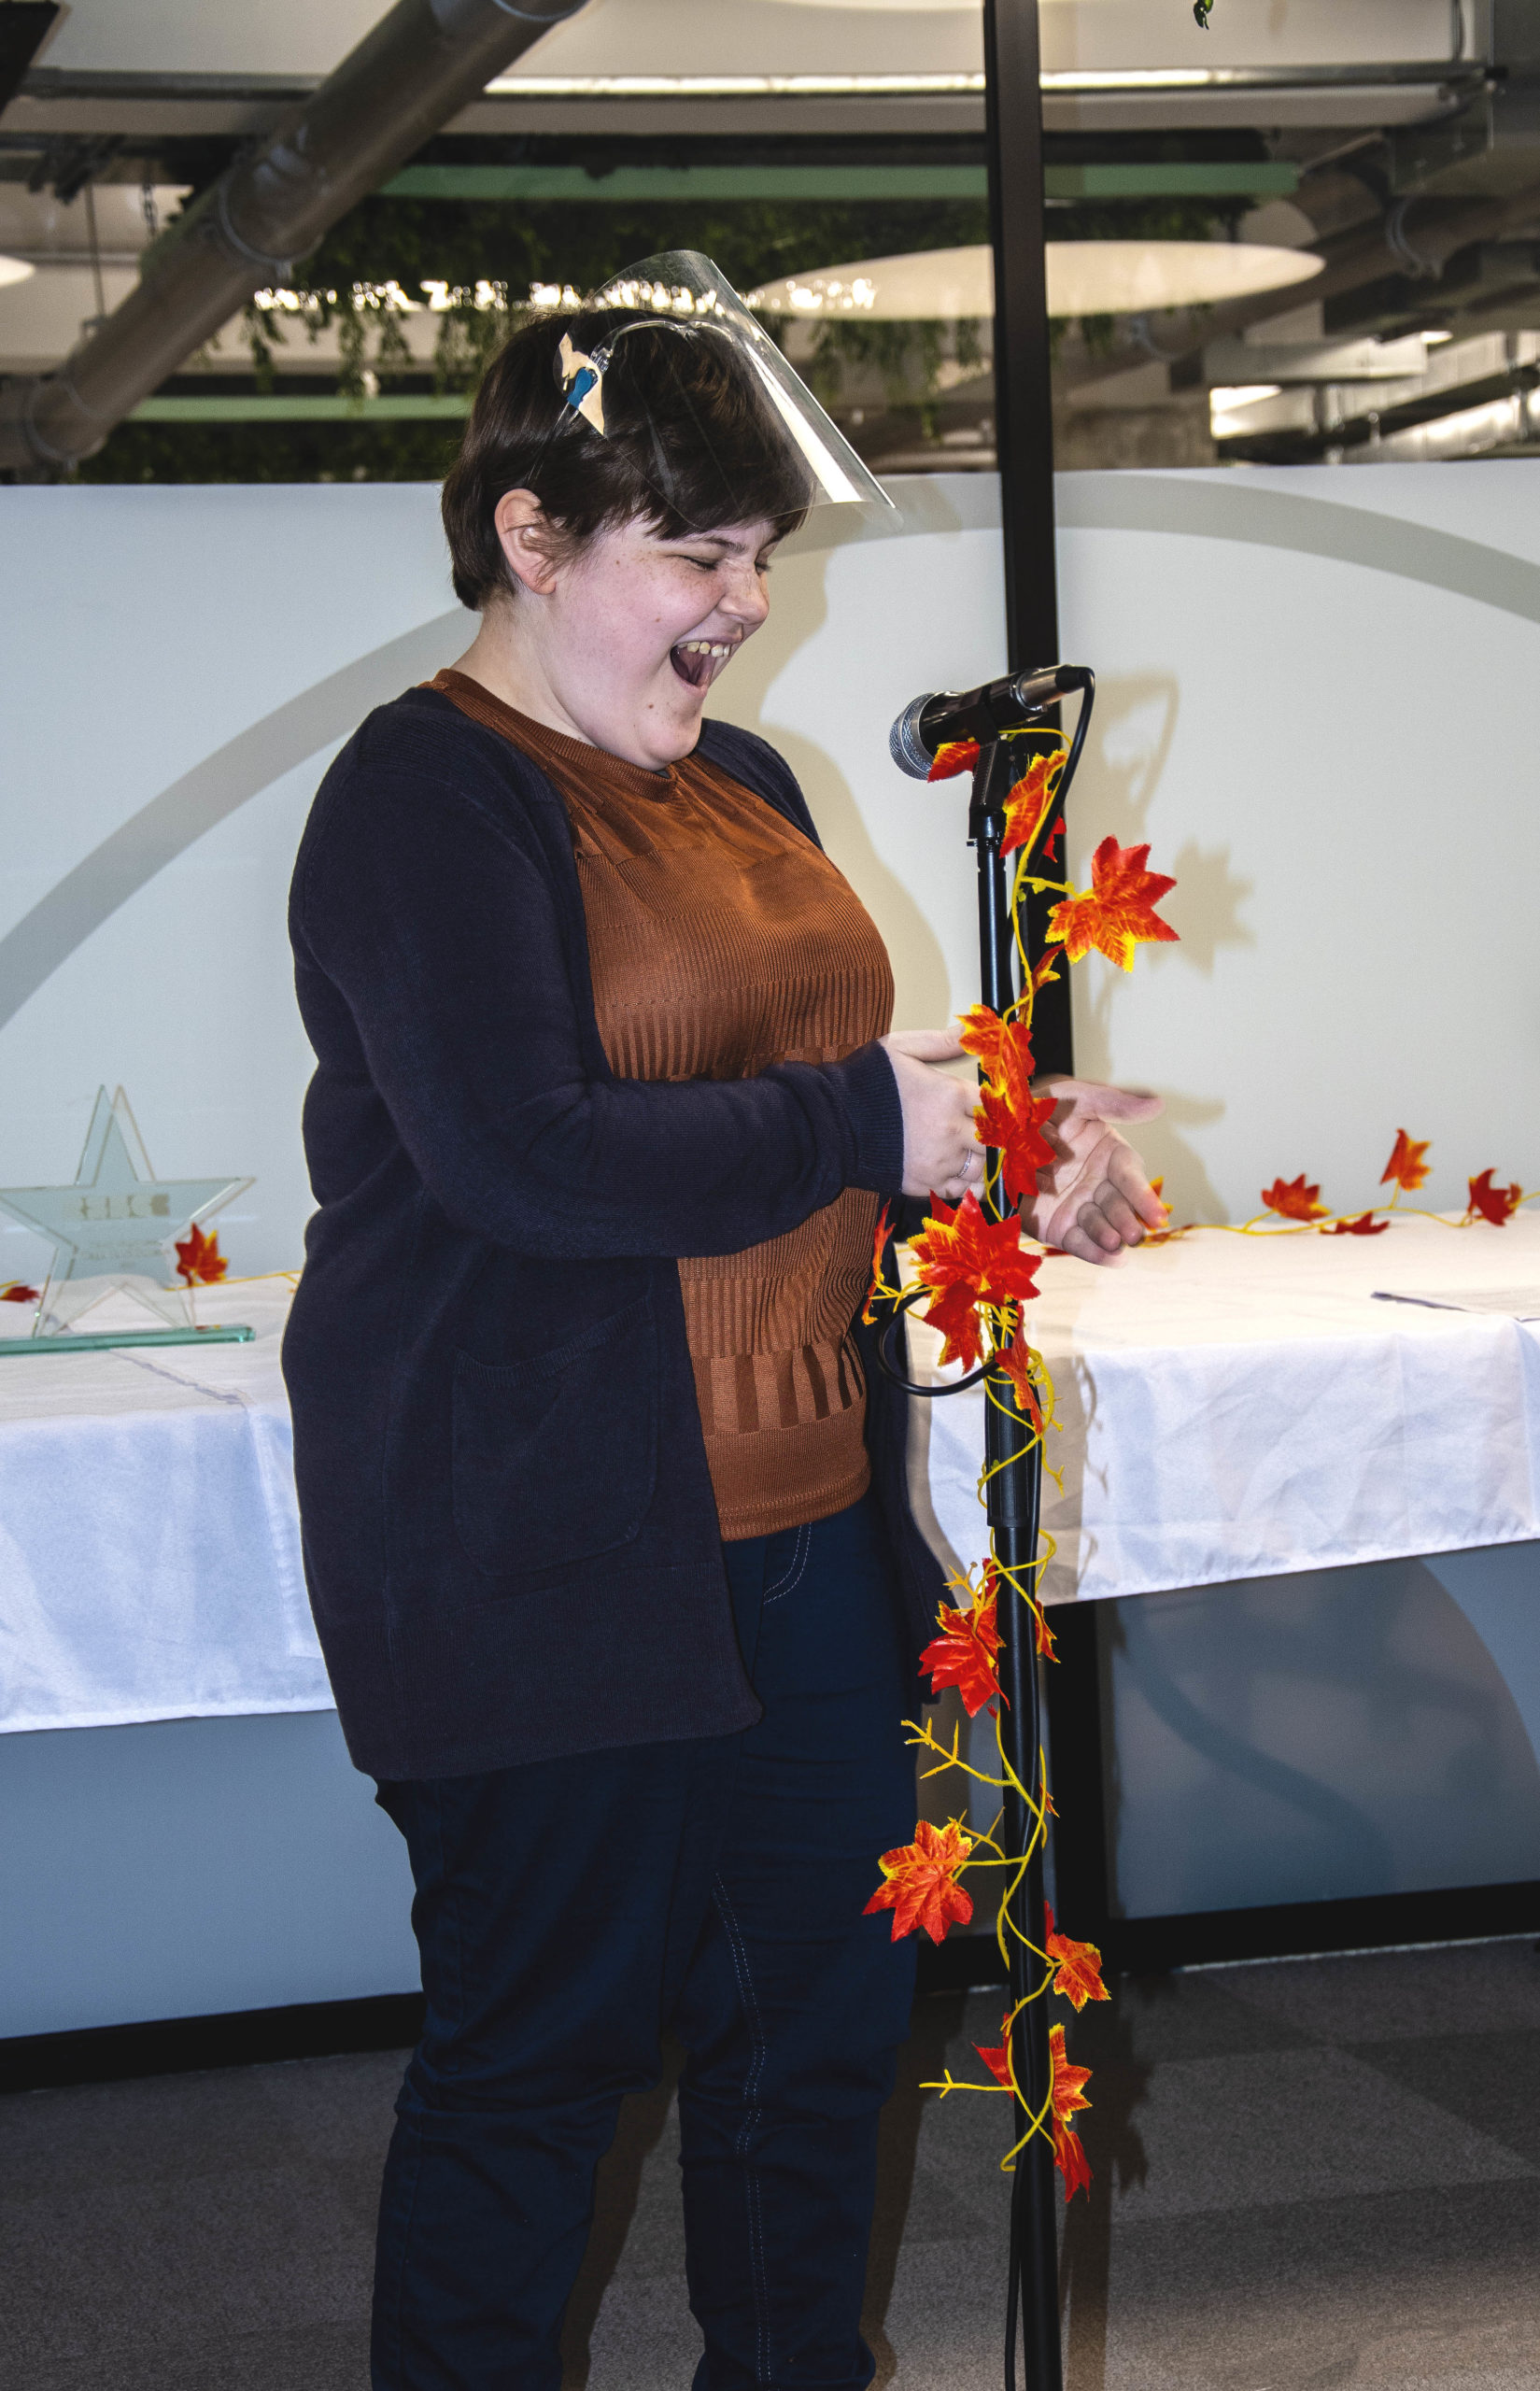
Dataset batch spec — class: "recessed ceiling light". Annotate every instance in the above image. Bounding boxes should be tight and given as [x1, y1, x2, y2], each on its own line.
[1423, 329, 1454, 344]
[748, 242, 1322, 322]
[0, 257, 36, 293]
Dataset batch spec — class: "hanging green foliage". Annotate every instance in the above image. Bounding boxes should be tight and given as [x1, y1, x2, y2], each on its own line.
[80, 185, 1239, 481]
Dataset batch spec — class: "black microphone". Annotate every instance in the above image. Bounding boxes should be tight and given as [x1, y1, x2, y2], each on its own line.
[888, 664, 1094, 780]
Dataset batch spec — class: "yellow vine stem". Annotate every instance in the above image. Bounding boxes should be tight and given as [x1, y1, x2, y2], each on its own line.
[920, 2027, 1059, 2177]
[1156, 1191, 1540, 1241]
[904, 1716, 1009, 1793]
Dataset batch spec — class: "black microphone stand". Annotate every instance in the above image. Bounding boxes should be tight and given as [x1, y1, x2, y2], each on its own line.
[878, 675, 1094, 2391]
[974, 731, 1062, 2391]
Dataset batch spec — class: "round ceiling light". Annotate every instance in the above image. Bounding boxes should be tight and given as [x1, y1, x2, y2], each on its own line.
[0, 256, 36, 292]
[749, 241, 1322, 321]
[1048, 240, 1321, 317]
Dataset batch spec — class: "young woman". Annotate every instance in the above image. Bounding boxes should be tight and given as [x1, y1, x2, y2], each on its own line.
[285, 264, 1162, 2390]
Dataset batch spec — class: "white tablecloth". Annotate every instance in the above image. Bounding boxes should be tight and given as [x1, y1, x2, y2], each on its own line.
[0, 1278, 329, 1733]
[912, 1212, 1540, 1603]
[6, 1223, 1540, 1733]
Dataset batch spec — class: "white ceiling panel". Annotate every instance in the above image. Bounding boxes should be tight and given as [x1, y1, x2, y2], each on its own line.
[33, 0, 1467, 84]
[34, 0, 982, 81]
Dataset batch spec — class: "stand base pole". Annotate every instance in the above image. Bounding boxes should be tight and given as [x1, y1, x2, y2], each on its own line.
[974, 737, 1063, 2390]
[992, 1450, 1063, 2391]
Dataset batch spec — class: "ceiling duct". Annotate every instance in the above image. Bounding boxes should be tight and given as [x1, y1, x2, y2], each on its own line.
[0, 0, 588, 477]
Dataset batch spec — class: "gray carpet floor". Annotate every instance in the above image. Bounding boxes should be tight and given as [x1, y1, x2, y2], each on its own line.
[5, 1939, 1539, 2389]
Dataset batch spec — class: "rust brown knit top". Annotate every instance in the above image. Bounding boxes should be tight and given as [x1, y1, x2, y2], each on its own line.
[431, 670, 896, 1541]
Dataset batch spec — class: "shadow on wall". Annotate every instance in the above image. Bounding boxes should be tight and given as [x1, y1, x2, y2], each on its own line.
[1066, 672, 1253, 1223]
[1105, 1559, 1540, 1920]
[713, 537, 955, 1037]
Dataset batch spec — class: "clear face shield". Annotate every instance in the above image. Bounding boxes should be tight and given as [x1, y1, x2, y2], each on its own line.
[545, 249, 898, 537]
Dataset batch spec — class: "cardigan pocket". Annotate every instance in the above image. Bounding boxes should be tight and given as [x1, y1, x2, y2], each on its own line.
[452, 1295, 657, 1579]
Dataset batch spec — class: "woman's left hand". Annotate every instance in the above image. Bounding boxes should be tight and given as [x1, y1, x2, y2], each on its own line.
[1019, 1078, 1167, 1266]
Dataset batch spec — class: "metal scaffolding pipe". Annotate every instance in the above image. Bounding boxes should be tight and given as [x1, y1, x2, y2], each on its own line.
[0, 0, 588, 475]
[1054, 171, 1540, 399]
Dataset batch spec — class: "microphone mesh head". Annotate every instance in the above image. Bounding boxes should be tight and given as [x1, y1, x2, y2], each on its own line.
[888, 693, 937, 780]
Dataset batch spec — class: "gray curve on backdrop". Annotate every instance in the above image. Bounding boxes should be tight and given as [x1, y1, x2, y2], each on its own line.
[0, 610, 466, 1034]
[1057, 472, 1540, 628]
[7, 474, 1540, 1035]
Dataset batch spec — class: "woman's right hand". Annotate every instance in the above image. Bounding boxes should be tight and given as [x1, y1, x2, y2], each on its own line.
[881, 1029, 985, 1203]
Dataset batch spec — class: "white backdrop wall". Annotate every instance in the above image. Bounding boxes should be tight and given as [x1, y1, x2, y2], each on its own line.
[3, 463, 1540, 1291]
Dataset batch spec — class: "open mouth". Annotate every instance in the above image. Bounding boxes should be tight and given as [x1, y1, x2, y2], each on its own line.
[670, 638, 737, 690]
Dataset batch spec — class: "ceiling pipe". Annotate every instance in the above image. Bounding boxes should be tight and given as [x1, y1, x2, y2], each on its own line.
[0, 0, 589, 477]
[1054, 172, 1540, 397]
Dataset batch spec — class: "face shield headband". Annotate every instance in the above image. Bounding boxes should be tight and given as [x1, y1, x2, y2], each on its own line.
[546, 249, 899, 533]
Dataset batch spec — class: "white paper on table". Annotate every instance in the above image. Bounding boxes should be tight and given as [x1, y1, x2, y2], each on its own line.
[1374, 1287, 1540, 1319]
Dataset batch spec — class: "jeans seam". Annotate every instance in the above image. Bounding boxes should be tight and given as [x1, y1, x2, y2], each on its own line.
[711, 1872, 773, 2388]
[762, 1521, 812, 1606]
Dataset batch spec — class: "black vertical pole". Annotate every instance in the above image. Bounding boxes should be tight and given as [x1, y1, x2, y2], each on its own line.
[983, 0, 1071, 1083]
[982, 11, 1067, 2385]
[971, 749, 1063, 2391]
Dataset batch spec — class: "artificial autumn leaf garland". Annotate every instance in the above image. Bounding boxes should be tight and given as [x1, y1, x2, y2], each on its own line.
[1151, 1129, 1536, 1246]
[864, 734, 1175, 2200]
[863, 738, 1533, 2204]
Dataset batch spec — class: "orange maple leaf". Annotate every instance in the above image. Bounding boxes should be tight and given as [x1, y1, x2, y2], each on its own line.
[916, 1280, 989, 1372]
[861, 1202, 894, 1326]
[996, 1332, 1045, 1429]
[919, 1578, 1004, 1717]
[1054, 2116, 1093, 2202]
[864, 1818, 975, 1944]
[1044, 1903, 1109, 2011]
[1468, 1168, 1522, 1225]
[1, 1280, 39, 1304]
[1046, 837, 1178, 971]
[1050, 2022, 1094, 2201]
[1381, 1129, 1431, 1194]
[1262, 1174, 1329, 1223]
[910, 1192, 1044, 1370]
[175, 1222, 228, 1285]
[1326, 1210, 1389, 1238]
[956, 1002, 1010, 1076]
[926, 738, 980, 783]
[975, 2012, 1016, 2092]
[1000, 749, 1067, 861]
[976, 1084, 1056, 1210]
[1140, 1173, 1184, 1248]
[963, 1009, 1057, 1208]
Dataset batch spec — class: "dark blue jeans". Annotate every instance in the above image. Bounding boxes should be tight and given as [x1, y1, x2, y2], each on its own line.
[372, 1492, 919, 2390]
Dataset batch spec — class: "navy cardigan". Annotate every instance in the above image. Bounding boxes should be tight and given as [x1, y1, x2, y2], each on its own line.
[284, 685, 942, 1781]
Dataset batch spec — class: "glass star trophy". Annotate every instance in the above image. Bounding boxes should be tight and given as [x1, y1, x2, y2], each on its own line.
[0, 1087, 255, 1355]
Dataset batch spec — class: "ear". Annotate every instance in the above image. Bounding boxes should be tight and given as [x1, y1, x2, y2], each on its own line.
[493, 488, 561, 598]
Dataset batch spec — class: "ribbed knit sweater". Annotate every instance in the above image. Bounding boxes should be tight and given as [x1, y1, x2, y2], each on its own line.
[431, 670, 895, 1539]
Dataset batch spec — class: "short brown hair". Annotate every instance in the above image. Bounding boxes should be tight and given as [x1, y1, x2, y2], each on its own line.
[441, 312, 812, 611]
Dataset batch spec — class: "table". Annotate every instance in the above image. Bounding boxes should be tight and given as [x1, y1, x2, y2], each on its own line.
[7, 1224, 1540, 1734]
[0, 1276, 329, 1734]
[912, 1211, 1540, 1604]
